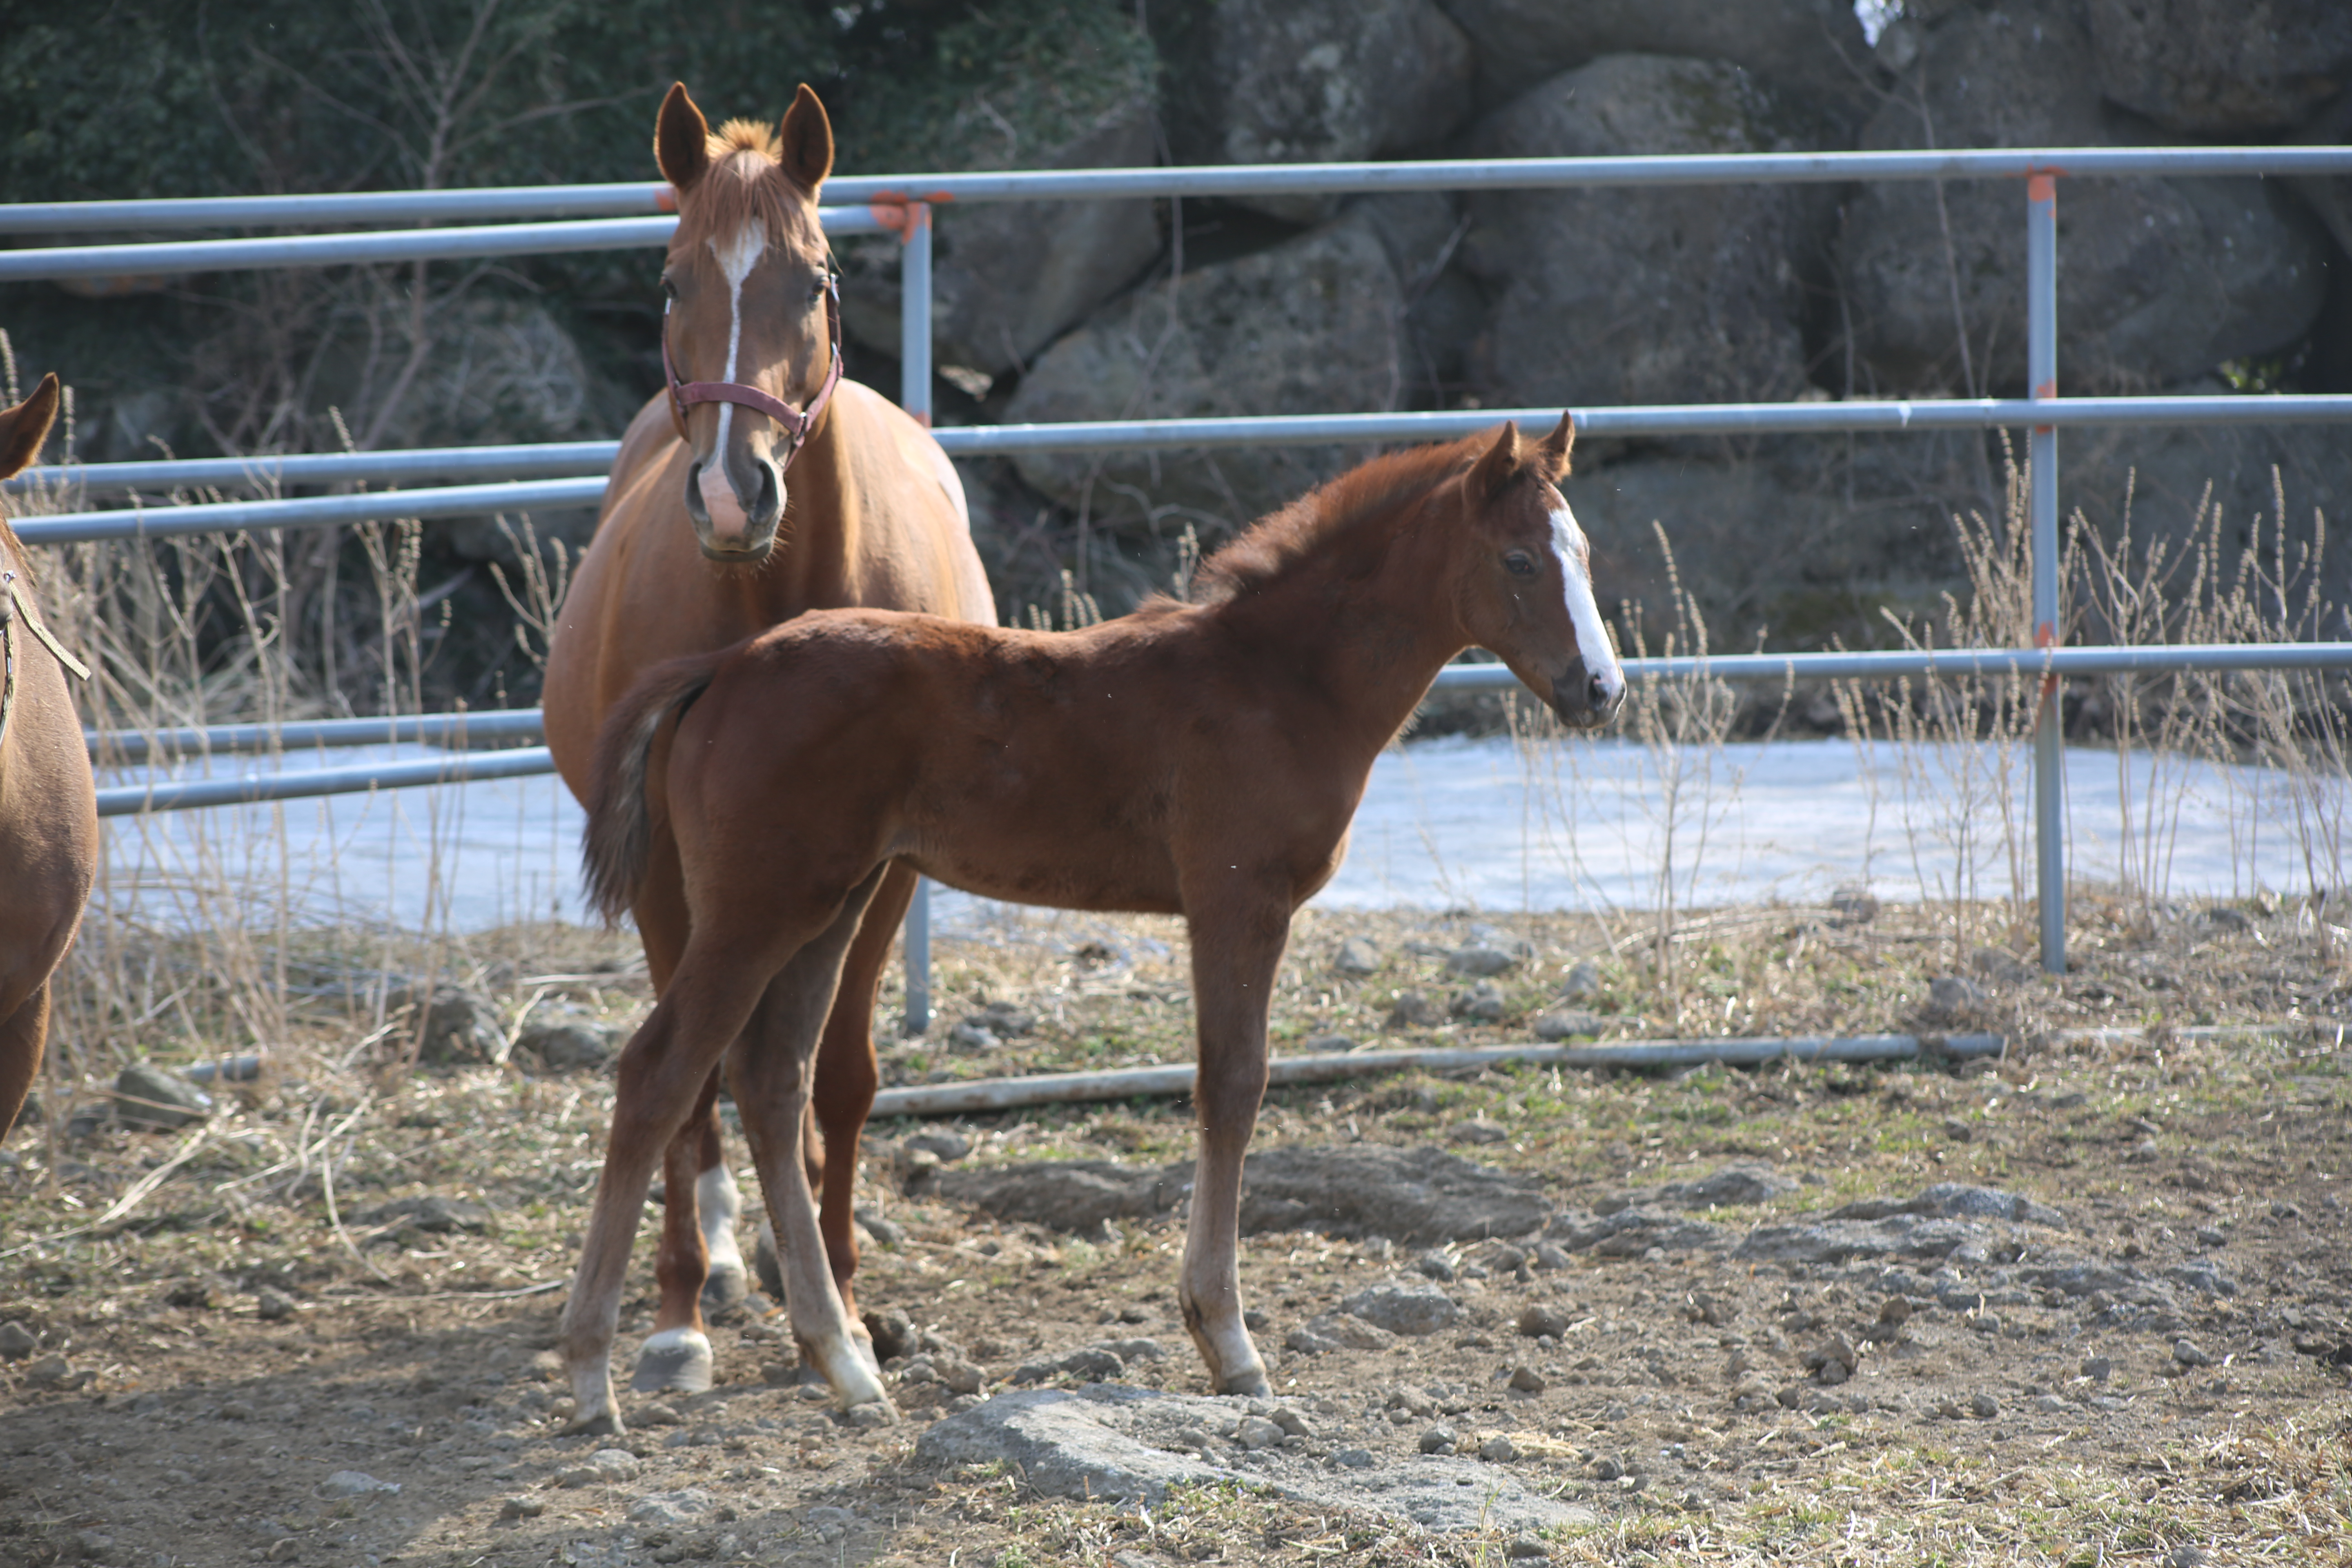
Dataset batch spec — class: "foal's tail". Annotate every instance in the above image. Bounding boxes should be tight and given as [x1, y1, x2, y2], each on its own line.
[581, 649, 728, 925]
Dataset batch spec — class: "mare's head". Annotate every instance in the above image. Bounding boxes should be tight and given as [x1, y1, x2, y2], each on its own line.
[1451, 415, 1625, 729]
[654, 82, 837, 563]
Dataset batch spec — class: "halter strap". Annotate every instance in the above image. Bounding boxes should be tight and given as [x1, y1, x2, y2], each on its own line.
[662, 276, 844, 465]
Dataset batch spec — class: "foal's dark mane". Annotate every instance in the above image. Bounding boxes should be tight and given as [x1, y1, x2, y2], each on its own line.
[1185, 434, 1489, 608]
[670, 119, 820, 254]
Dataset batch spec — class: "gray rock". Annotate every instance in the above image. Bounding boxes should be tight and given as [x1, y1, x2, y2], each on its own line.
[1342, 1279, 1460, 1336]
[626, 1488, 716, 1526]
[2173, 1337, 2215, 1368]
[1968, 1392, 2001, 1420]
[1549, 1207, 1730, 1257]
[319, 1471, 399, 1498]
[1155, 0, 1473, 223]
[1461, 55, 1829, 412]
[1828, 1184, 2065, 1228]
[1506, 1365, 1546, 1395]
[1532, 1009, 1606, 1042]
[1558, 960, 1604, 1000]
[947, 1020, 1001, 1053]
[904, 1131, 971, 1164]
[355, 1194, 494, 1234]
[1004, 215, 1403, 535]
[2083, 0, 2352, 132]
[1449, 982, 1506, 1023]
[936, 1160, 1191, 1234]
[22, 1354, 85, 1390]
[1294, 1312, 1397, 1352]
[1445, 944, 1519, 978]
[1438, 0, 1871, 112]
[1613, 1161, 1795, 1212]
[255, 1289, 296, 1322]
[517, 1016, 620, 1072]
[1841, 2, 2328, 395]
[112, 1064, 212, 1131]
[0, 1322, 34, 1359]
[1234, 1414, 1287, 1450]
[1012, 1347, 1126, 1385]
[1925, 976, 1989, 1025]
[1386, 991, 1445, 1030]
[1419, 1423, 1457, 1454]
[918, 1386, 1591, 1531]
[399, 986, 504, 1067]
[1517, 1304, 1573, 1339]
[1332, 938, 1382, 977]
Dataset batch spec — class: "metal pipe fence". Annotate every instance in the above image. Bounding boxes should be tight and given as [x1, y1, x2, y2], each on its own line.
[12, 146, 2352, 1006]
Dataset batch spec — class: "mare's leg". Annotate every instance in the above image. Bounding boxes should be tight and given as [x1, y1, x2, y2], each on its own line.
[728, 868, 894, 1412]
[808, 861, 918, 1329]
[559, 929, 800, 1437]
[1178, 895, 1291, 1399]
[0, 981, 49, 1143]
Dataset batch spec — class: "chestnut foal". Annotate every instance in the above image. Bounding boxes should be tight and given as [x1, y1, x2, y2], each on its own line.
[0, 374, 98, 1140]
[564, 417, 1621, 1427]
[542, 82, 993, 1396]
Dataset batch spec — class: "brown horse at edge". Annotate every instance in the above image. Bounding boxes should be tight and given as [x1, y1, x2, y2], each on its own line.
[562, 416, 1624, 1425]
[540, 84, 993, 1396]
[0, 374, 98, 1143]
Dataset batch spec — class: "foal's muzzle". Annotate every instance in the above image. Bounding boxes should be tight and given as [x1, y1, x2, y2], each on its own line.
[1550, 654, 1627, 729]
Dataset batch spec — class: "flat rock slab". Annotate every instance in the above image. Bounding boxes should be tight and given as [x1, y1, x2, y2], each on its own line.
[937, 1145, 1552, 1245]
[916, 1386, 1592, 1534]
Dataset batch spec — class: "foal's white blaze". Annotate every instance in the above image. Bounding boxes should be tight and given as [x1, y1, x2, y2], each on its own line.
[1548, 502, 1624, 706]
[697, 220, 769, 541]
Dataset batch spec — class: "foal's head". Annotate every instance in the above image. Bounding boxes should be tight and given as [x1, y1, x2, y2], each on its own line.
[654, 82, 837, 563]
[1453, 416, 1626, 729]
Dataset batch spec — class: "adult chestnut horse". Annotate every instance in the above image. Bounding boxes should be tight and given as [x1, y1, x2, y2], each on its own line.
[541, 83, 993, 1395]
[0, 374, 98, 1141]
[562, 416, 1624, 1425]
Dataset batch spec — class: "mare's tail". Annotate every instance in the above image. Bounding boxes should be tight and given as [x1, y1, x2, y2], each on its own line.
[581, 649, 728, 925]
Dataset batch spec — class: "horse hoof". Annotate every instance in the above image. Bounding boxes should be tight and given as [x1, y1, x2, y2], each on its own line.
[564, 1409, 624, 1438]
[701, 1260, 749, 1320]
[630, 1328, 714, 1394]
[1216, 1370, 1274, 1400]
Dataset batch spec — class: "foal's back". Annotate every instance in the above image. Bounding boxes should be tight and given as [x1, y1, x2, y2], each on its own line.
[666, 605, 1365, 918]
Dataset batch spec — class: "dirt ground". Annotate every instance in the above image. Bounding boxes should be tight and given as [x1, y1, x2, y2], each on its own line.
[2, 895, 2348, 1568]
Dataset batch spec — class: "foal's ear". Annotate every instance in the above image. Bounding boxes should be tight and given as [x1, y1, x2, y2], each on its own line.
[655, 82, 712, 191]
[1536, 411, 1574, 480]
[1467, 420, 1521, 502]
[0, 373, 60, 482]
[779, 84, 834, 194]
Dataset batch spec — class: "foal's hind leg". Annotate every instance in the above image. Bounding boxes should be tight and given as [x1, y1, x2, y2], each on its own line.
[559, 938, 795, 1437]
[730, 868, 894, 1413]
[1177, 895, 1291, 1399]
[0, 981, 51, 1143]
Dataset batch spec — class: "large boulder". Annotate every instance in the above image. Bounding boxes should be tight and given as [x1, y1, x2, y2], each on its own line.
[1000, 214, 1404, 535]
[836, 22, 1163, 381]
[1154, 0, 1474, 224]
[1840, 1, 2331, 396]
[1435, 0, 1872, 123]
[2082, 0, 2352, 133]
[1460, 55, 1832, 410]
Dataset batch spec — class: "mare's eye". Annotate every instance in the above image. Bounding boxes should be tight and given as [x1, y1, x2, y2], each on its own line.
[659, 276, 677, 301]
[1504, 551, 1537, 578]
[808, 275, 829, 303]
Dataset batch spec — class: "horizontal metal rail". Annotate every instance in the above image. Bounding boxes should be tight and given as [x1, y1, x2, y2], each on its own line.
[15, 149, 2352, 240]
[0, 209, 882, 284]
[10, 442, 620, 497]
[16, 477, 609, 546]
[95, 746, 556, 817]
[24, 395, 2352, 537]
[87, 709, 545, 760]
[1432, 642, 2352, 690]
[0, 183, 682, 234]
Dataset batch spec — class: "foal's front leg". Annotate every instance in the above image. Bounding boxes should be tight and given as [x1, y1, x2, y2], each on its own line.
[1179, 897, 1292, 1399]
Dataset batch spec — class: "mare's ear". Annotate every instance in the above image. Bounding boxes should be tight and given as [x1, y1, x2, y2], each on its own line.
[1536, 411, 1574, 481]
[779, 84, 834, 194]
[0, 374, 60, 481]
[1466, 420, 1521, 502]
[655, 82, 712, 191]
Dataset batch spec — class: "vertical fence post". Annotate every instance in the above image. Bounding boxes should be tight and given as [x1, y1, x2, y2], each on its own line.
[900, 202, 935, 1035]
[2027, 172, 2065, 974]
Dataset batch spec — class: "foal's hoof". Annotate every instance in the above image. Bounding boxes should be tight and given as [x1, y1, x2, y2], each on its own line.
[700, 1260, 749, 1320]
[564, 1408, 624, 1438]
[1216, 1369, 1274, 1400]
[630, 1328, 714, 1394]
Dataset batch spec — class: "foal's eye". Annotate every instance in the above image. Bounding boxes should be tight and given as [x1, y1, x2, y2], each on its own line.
[1504, 551, 1537, 578]
[659, 275, 677, 302]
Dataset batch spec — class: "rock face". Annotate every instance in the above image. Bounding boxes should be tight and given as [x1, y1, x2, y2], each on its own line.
[2082, 0, 2352, 132]
[1001, 214, 1403, 533]
[1461, 55, 1831, 411]
[1156, 0, 1475, 223]
[1839, 1, 2331, 395]
[1434, 0, 1872, 118]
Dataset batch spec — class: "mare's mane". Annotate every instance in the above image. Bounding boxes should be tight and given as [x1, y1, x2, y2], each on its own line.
[1187, 433, 1497, 608]
[670, 119, 819, 256]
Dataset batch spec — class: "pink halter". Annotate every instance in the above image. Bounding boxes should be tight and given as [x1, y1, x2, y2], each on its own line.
[662, 274, 844, 466]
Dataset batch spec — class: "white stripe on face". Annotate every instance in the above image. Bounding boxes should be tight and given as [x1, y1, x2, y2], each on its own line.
[1548, 501, 1623, 702]
[706, 220, 769, 460]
